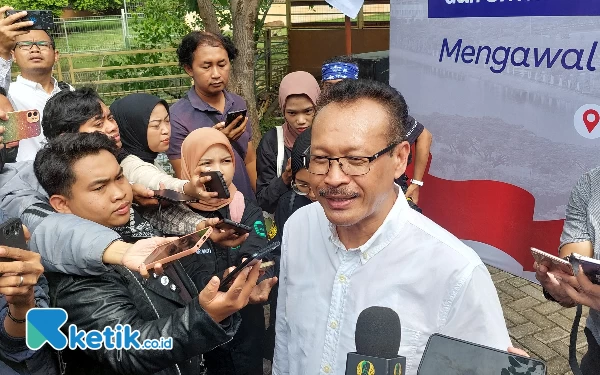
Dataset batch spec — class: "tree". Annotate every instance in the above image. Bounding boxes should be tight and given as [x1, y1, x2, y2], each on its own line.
[195, 0, 265, 146]
[7, 0, 121, 13]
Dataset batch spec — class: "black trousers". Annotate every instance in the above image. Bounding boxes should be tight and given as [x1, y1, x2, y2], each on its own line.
[581, 328, 600, 375]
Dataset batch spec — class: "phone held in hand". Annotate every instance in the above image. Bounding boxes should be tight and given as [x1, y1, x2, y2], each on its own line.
[144, 227, 213, 270]
[153, 189, 198, 203]
[530, 247, 574, 276]
[219, 241, 280, 291]
[224, 109, 247, 128]
[200, 170, 230, 199]
[1, 110, 41, 143]
[0, 218, 28, 262]
[215, 218, 251, 235]
[569, 253, 600, 285]
[6, 10, 54, 30]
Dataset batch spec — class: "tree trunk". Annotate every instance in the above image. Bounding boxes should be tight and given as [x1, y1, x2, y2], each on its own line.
[230, 0, 261, 147]
[196, 0, 220, 34]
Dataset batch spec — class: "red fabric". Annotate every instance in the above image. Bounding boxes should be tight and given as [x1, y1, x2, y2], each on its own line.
[405, 154, 563, 272]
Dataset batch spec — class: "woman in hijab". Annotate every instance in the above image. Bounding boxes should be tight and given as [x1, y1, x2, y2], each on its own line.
[180, 127, 276, 375]
[111, 93, 217, 200]
[255, 71, 320, 214]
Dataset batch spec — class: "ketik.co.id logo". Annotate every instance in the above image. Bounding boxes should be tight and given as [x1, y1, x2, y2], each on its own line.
[26, 308, 173, 351]
[574, 104, 600, 139]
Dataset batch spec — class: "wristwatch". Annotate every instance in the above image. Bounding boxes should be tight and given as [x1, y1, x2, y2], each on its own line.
[411, 179, 424, 187]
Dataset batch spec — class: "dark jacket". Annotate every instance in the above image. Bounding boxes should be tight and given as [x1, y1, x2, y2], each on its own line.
[185, 197, 268, 375]
[46, 261, 240, 375]
[255, 127, 292, 214]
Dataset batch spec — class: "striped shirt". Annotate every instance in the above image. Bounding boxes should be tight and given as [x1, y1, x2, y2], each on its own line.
[560, 166, 600, 345]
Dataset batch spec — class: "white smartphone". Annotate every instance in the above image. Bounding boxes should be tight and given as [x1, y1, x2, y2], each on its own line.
[530, 247, 573, 276]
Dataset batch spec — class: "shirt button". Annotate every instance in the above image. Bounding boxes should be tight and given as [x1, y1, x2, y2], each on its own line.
[338, 275, 346, 283]
[323, 365, 331, 373]
[362, 253, 368, 260]
[330, 321, 338, 329]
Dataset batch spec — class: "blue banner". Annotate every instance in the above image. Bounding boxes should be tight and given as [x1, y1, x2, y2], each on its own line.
[428, 0, 600, 18]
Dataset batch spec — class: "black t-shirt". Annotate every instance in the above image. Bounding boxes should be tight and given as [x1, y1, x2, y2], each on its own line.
[112, 207, 160, 243]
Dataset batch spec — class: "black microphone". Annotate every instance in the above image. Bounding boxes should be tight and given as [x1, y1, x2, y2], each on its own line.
[345, 306, 406, 375]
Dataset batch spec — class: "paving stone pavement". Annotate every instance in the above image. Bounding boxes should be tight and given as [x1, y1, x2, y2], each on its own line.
[488, 265, 589, 375]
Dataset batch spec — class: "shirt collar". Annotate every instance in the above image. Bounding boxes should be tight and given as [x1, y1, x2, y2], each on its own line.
[328, 185, 409, 264]
[16, 75, 59, 92]
[187, 87, 235, 113]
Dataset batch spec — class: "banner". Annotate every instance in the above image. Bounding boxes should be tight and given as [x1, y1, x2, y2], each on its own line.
[390, 0, 600, 281]
[325, 0, 365, 18]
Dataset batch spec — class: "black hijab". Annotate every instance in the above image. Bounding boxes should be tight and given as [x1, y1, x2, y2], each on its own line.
[110, 93, 169, 164]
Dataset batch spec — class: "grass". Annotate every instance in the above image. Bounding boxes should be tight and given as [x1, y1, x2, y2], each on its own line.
[54, 29, 127, 54]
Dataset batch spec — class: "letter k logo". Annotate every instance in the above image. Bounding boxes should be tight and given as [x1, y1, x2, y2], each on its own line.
[26, 308, 68, 350]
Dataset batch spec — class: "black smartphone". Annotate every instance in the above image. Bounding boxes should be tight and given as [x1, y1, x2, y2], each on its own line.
[215, 218, 251, 235]
[0, 218, 28, 262]
[219, 241, 280, 290]
[225, 109, 247, 128]
[153, 189, 198, 203]
[200, 170, 230, 199]
[418, 334, 546, 375]
[6, 10, 54, 30]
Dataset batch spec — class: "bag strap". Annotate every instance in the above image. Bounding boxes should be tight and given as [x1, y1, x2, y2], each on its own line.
[275, 126, 284, 178]
[569, 304, 584, 375]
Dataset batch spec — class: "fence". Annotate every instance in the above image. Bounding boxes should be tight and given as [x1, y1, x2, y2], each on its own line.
[287, 0, 390, 28]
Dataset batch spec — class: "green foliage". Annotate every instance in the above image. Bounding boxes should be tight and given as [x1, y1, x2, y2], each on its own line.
[6, 0, 68, 14]
[70, 0, 121, 12]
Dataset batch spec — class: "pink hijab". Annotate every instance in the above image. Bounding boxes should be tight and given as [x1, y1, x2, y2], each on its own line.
[279, 71, 320, 149]
[180, 128, 245, 221]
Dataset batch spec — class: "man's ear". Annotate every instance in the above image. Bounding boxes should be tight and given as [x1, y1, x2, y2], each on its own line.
[392, 141, 411, 180]
[53, 50, 59, 64]
[183, 64, 194, 77]
[49, 194, 72, 214]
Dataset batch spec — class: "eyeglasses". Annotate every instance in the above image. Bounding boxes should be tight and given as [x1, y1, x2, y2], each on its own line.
[307, 143, 398, 176]
[291, 180, 311, 196]
[15, 41, 53, 51]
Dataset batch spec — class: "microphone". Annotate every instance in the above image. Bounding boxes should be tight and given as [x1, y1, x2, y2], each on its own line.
[345, 306, 406, 375]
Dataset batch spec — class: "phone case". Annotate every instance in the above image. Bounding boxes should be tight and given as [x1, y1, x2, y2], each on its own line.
[530, 247, 573, 275]
[0, 218, 28, 262]
[144, 227, 213, 270]
[6, 10, 54, 30]
[215, 219, 251, 235]
[225, 110, 247, 128]
[153, 189, 198, 203]
[570, 253, 600, 285]
[2, 110, 41, 143]
[219, 240, 280, 289]
[201, 171, 230, 199]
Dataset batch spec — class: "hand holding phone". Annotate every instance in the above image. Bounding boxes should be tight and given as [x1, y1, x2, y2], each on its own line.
[219, 241, 280, 291]
[200, 170, 230, 199]
[1, 110, 41, 143]
[225, 109, 247, 129]
[153, 189, 198, 203]
[531, 247, 573, 276]
[215, 218, 251, 235]
[569, 253, 600, 285]
[5, 10, 53, 30]
[144, 227, 212, 270]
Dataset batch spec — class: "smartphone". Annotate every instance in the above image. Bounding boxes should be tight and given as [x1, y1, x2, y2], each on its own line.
[1, 110, 41, 143]
[225, 109, 247, 128]
[418, 334, 546, 375]
[6, 10, 54, 30]
[219, 240, 280, 290]
[153, 189, 198, 203]
[215, 218, 251, 235]
[200, 170, 230, 199]
[144, 227, 213, 270]
[569, 253, 600, 285]
[530, 247, 573, 276]
[0, 218, 28, 262]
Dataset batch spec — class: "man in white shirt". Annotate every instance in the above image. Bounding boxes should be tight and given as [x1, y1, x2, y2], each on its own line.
[0, 7, 69, 161]
[273, 79, 512, 375]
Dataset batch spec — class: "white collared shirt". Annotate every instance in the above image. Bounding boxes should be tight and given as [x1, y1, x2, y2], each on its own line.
[0, 57, 65, 162]
[273, 191, 511, 375]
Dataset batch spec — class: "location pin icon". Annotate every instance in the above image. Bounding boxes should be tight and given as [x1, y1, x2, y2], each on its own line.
[583, 109, 600, 133]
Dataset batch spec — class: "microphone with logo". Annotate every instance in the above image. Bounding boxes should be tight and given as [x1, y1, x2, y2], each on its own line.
[345, 306, 406, 375]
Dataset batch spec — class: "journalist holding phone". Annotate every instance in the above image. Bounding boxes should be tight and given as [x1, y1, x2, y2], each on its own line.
[536, 167, 600, 374]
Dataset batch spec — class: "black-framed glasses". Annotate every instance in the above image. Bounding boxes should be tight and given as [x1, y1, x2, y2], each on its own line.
[15, 41, 53, 51]
[291, 180, 311, 195]
[307, 143, 398, 176]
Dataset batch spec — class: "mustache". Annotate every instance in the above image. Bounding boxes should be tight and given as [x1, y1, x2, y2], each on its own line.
[318, 187, 359, 199]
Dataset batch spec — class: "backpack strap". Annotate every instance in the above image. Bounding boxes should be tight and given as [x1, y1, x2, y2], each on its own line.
[275, 126, 284, 178]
